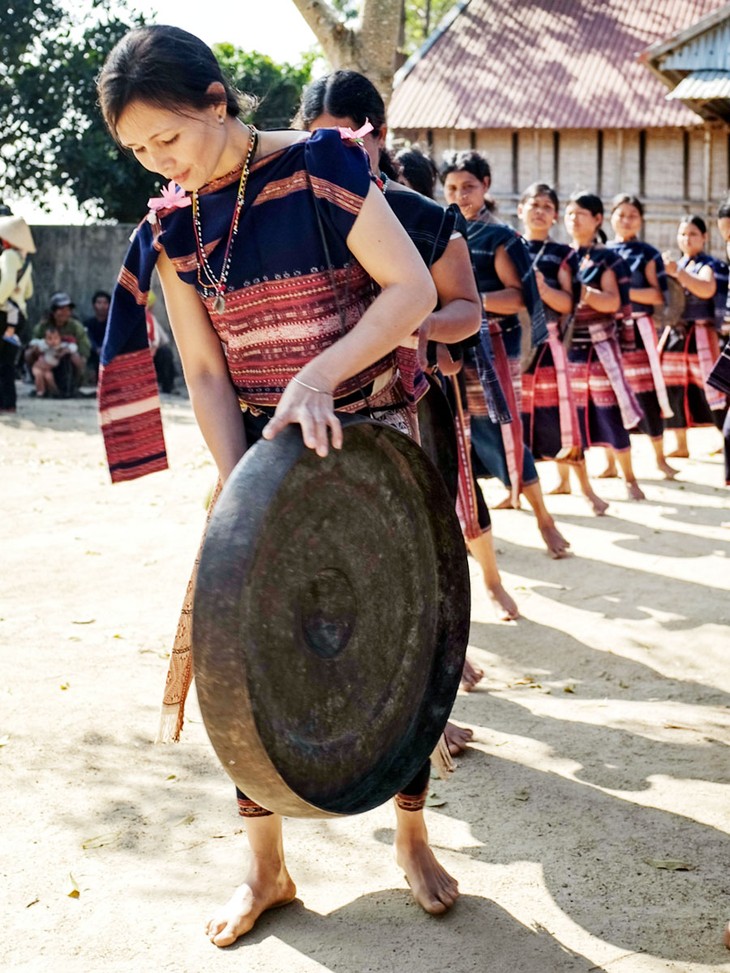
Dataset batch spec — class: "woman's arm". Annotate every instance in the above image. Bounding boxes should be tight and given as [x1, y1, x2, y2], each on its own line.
[630, 259, 664, 307]
[156, 249, 247, 484]
[418, 235, 481, 345]
[482, 244, 524, 315]
[537, 263, 573, 315]
[263, 181, 437, 455]
[581, 267, 620, 314]
[665, 261, 716, 300]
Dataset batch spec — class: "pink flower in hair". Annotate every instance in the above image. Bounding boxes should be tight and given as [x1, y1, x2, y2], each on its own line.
[337, 120, 374, 143]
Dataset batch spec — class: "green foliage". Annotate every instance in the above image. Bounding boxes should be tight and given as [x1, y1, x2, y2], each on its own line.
[0, 0, 157, 222]
[403, 0, 455, 53]
[213, 45, 315, 130]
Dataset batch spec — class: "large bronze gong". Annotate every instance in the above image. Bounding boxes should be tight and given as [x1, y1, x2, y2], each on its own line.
[192, 415, 470, 818]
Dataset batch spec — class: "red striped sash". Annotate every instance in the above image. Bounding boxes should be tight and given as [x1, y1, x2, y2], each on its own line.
[694, 323, 726, 411]
[634, 314, 673, 418]
[489, 320, 523, 506]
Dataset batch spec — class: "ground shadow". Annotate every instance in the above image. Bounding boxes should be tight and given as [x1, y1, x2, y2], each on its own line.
[467, 617, 730, 707]
[488, 538, 728, 627]
[542, 508, 730, 559]
[374, 750, 730, 967]
[235, 892, 609, 972]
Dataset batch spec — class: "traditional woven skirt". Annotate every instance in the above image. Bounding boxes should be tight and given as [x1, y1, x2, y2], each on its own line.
[567, 344, 631, 451]
[662, 322, 726, 430]
[619, 316, 667, 438]
[522, 343, 563, 460]
[621, 348, 662, 437]
[464, 321, 539, 489]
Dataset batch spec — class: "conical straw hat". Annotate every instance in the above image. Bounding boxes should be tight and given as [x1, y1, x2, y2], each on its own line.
[0, 215, 36, 254]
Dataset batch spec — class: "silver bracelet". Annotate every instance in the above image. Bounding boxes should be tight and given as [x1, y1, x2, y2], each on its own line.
[292, 375, 330, 394]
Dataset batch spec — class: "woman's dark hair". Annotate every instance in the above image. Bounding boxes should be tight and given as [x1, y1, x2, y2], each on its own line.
[568, 190, 604, 217]
[520, 182, 559, 211]
[396, 146, 438, 199]
[439, 150, 491, 184]
[295, 70, 387, 134]
[611, 193, 644, 218]
[294, 70, 400, 180]
[97, 25, 253, 141]
[680, 214, 707, 234]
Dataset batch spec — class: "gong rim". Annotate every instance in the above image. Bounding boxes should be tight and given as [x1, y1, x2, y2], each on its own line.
[192, 415, 470, 818]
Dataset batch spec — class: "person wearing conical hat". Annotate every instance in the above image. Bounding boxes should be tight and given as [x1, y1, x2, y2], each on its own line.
[0, 214, 35, 412]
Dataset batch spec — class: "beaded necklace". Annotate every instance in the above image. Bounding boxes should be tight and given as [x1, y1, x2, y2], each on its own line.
[191, 125, 258, 314]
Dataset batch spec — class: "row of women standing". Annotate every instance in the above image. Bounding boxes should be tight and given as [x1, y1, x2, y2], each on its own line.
[435, 154, 730, 509]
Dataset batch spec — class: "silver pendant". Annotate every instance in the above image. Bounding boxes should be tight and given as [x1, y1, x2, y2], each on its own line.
[214, 293, 226, 314]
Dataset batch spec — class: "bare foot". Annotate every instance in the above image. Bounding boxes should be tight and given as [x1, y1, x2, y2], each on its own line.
[723, 921, 730, 949]
[395, 827, 459, 915]
[597, 466, 618, 479]
[493, 491, 519, 510]
[583, 491, 609, 516]
[626, 480, 646, 501]
[547, 482, 571, 495]
[666, 448, 689, 458]
[460, 656, 485, 691]
[486, 582, 519, 620]
[657, 459, 679, 479]
[444, 721, 473, 756]
[205, 866, 296, 947]
[539, 521, 571, 558]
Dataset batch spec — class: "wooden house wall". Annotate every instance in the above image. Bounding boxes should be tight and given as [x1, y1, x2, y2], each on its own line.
[392, 123, 730, 257]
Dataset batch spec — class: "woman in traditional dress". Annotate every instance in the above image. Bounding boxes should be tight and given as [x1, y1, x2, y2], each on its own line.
[295, 72, 518, 627]
[563, 192, 646, 500]
[98, 25, 457, 947]
[295, 74, 518, 769]
[441, 151, 571, 558]
[660, 215, 728, 459]
[517, 183, 608, 515]
[0, 214, 35, 412]
[607, 194, 678, 479]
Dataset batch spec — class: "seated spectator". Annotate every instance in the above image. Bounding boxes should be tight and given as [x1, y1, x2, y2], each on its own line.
[146, 292, 177, 394]
[83, 289, 110, 385]
[28, 325, 77, 398]
[26, 292, 90, 396]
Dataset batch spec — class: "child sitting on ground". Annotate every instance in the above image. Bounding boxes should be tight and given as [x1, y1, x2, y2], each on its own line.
[28, 325, 77, 398]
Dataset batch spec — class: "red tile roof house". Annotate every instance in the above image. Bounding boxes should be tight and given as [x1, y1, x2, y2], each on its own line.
[388, 0, 730, 253]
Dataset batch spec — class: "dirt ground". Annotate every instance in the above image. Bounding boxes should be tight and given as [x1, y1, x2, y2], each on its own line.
[2, 389, 729, 973]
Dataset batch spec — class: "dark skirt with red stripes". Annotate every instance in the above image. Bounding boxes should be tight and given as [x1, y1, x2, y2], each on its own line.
[568, 344, 631, 451]
[522, 341, 563, 460]
[662, 324, 725, 429]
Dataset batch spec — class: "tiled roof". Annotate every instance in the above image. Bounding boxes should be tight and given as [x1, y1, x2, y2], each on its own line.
[389, 0, 727, 130]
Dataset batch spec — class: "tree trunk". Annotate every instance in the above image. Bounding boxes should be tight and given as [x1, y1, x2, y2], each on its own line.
[290, 0, 403, 103]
